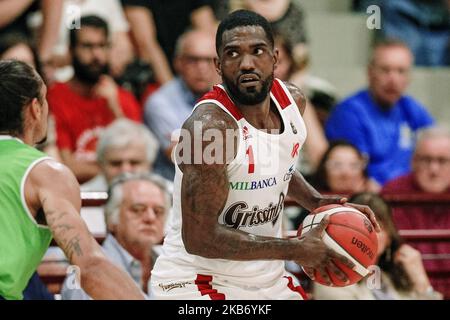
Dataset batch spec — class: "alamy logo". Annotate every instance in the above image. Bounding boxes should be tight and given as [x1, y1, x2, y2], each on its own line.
[65, 265, 81, 290]
[366, 5, 381, 30]
[223, 193, 285, 229]
[66, 5, 81, 30]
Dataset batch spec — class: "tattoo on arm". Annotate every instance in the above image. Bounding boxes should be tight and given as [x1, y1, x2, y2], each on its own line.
[43, 198, 84, 260]
[61, 235, 83, 260]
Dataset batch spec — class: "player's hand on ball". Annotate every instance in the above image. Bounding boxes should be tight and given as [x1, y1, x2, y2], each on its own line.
[295, 215, 356, 286]
[343, 202, 381, 233]
[318, 195, 381, 233]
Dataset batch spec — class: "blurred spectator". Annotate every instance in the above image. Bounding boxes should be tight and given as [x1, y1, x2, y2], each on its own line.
[311, 140, 381, 194]
[122, 0, 217, 84]
[0, 0, 63, 68]
[355, 0, 450, 66]
[61, 172, 170, 299]
[325, 40, 435, 186]
[274, 33, 338, 128]
[235, 0, 309, 78]
[274, 33, 333, 175]
[284, 140, 380, 233]
[82, 119, 159, 191]
[144, 30, 219, 180]
[381, 126, 450, 295]
[210, 0, 231, 20]
[314, 192, 442, 300]
[47, 15, 141, 183]
[0, 33, 61, 162]
[45, 0, 134, 82]
[0, 32, 39, 68]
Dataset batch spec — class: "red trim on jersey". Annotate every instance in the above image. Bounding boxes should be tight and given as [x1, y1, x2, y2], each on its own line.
[284, 276, 308, 300]
[195, 274, 226, 300]
[270, 80, 291, 110]
[197, 86, 243, 121]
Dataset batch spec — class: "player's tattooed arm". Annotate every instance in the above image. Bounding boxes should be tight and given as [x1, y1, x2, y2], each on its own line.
[286, 169, 354, 212]
[286, 170, 328, 211]
[178, 105, 331, 261]
[26, 160, 144, 299]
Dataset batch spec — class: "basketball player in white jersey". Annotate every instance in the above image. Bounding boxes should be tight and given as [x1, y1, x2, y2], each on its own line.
[150, 10, 380, 300]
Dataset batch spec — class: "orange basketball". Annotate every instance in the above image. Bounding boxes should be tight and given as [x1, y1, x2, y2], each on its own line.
[297, 204, 378, 287]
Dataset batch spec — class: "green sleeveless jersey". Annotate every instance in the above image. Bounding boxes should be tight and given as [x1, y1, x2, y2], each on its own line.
[0, 137, 52, 300]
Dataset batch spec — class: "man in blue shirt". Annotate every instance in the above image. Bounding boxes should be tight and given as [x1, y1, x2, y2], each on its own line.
[326, 40, 434, 185]
[144, 30, 219, 180]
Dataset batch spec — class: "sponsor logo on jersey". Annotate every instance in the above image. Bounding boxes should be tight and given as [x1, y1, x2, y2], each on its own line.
[229, 177, 277, 190]
[290, 121, 298, 134]
[223, 193, 285, 229]
[283, 165, 295, 181]
[158, 281, 192, 292]
[291, 142, 300, 158]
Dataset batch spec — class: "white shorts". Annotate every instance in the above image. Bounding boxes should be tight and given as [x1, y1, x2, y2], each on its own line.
[150, 273, 307, 300]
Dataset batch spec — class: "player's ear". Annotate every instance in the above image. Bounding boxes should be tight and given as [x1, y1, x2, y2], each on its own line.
[273, 47, 279, 67]
[214, 57, 222, 77]
[29, 97, 42, 120]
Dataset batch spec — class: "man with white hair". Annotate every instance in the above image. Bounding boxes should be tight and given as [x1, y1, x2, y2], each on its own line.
[61, 172, 170, 299]
[382, 126, 450, 296]
[81, 119, 159, 191]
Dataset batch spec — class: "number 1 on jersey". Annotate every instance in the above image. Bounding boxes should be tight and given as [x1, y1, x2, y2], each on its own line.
[246, 145, 255, 174]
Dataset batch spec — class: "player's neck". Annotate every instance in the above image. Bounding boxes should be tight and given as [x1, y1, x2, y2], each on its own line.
[17, 131, 35, 146]
[16, 123, 39, 146]
[239, 98, 282, 131]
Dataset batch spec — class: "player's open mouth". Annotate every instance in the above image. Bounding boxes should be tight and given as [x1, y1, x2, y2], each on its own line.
[239, 74, 260, 87]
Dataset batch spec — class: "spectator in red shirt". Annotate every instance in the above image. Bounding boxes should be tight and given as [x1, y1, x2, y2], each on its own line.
[48, 15, 141, 183]
[381, 126, 450, 296]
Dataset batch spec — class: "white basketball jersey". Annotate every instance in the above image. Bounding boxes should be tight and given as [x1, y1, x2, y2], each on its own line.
[152, 79, 307, 286]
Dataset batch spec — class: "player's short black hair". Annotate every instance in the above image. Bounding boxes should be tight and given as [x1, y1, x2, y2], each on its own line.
[215, 10, 274, 55]
[0, 60, 43, 135]
[69, 15, 109, 49]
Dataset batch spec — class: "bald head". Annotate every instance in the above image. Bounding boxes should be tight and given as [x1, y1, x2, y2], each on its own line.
[174, 30, 218, 95]
[174, 30, 216, 60]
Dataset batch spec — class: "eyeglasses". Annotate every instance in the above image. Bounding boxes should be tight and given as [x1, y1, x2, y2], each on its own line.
[181, 55, 215, 65]
[415, 155, 450, 167]
[325, 161, 366, 172]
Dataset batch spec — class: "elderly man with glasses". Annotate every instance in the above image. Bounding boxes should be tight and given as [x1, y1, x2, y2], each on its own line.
[61, 173, 171, 299]
[382, 126, 450, 297]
